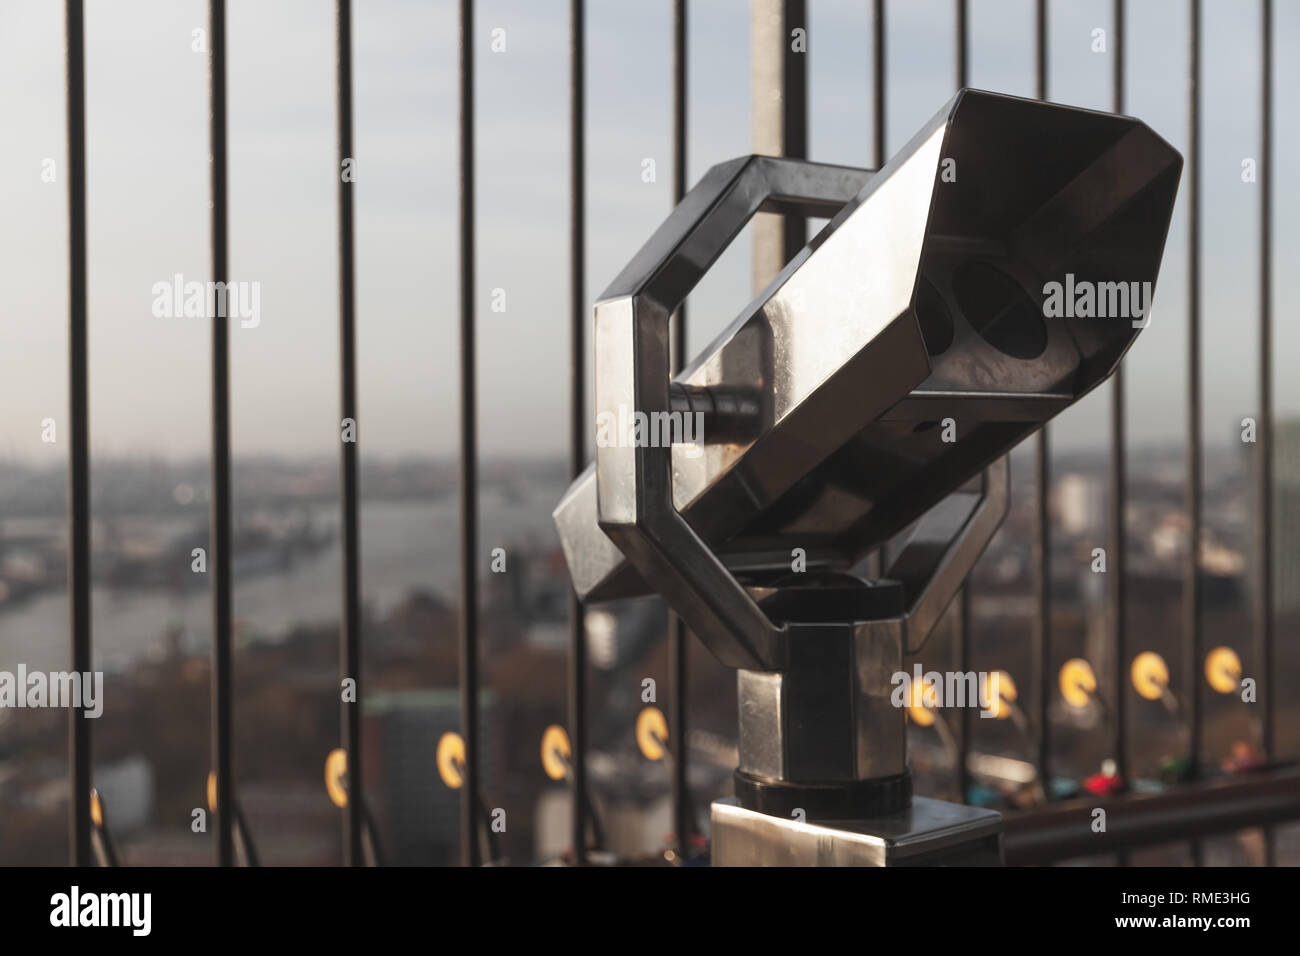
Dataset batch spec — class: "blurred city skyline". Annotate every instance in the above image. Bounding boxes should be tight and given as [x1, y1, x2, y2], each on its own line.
[2, 0, 1297, 463]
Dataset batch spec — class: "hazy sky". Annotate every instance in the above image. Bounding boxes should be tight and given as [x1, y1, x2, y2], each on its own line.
[1, 0, 1296, 464]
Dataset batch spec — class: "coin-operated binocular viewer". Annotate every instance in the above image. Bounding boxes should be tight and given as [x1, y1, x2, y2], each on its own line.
[554, 90, 1181, 866]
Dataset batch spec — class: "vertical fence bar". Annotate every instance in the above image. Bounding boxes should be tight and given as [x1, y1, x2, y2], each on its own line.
[668, 0, 690, 859]
[1110, 0, 1129, 866]
[457, 0, 481, 868]
[955, 0, 967, 94]
[1110, 0, 1128, 790]
[865, 0, 886, 580]
[751, 0, 807, 287]
[1186, 0, 1203, 867]
[335, 0, 363, 867]
[954, 0, 971, 805]
[64, 0, 92, 868]
[1032, 0, 1052, 802]
[567, 0, 588, 866]
[1256, 0, 1275, 868]
[873, 0, 885, 170]
[208, 0, 235, 869]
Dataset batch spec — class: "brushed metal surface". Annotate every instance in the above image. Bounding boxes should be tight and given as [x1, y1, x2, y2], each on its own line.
[711, 796, 1004, 866]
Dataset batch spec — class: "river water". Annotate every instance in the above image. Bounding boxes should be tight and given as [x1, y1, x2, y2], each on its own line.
[0, 485, 565, 675]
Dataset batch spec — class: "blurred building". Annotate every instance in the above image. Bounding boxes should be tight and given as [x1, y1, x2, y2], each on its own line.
[364, 688, 497, 866]
[1277, 420, 1300, 614]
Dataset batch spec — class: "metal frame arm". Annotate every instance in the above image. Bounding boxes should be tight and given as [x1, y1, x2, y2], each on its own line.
[593, 156, 874, 671]
[886, 454, 1010, 653]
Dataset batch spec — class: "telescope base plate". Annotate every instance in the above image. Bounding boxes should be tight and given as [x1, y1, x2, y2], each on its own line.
[710, 796, 1003, 866]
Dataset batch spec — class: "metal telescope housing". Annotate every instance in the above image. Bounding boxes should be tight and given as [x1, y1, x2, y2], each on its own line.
[553, 89, 1181, 864]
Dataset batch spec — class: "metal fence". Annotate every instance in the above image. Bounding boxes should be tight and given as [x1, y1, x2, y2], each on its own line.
[53, 0, 1292, 866]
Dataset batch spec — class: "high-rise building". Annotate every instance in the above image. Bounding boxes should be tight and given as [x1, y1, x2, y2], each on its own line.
[364, 688, 497, 865]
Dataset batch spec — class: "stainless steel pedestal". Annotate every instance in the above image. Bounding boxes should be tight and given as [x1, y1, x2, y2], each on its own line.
[711, 796, 1003, 866]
